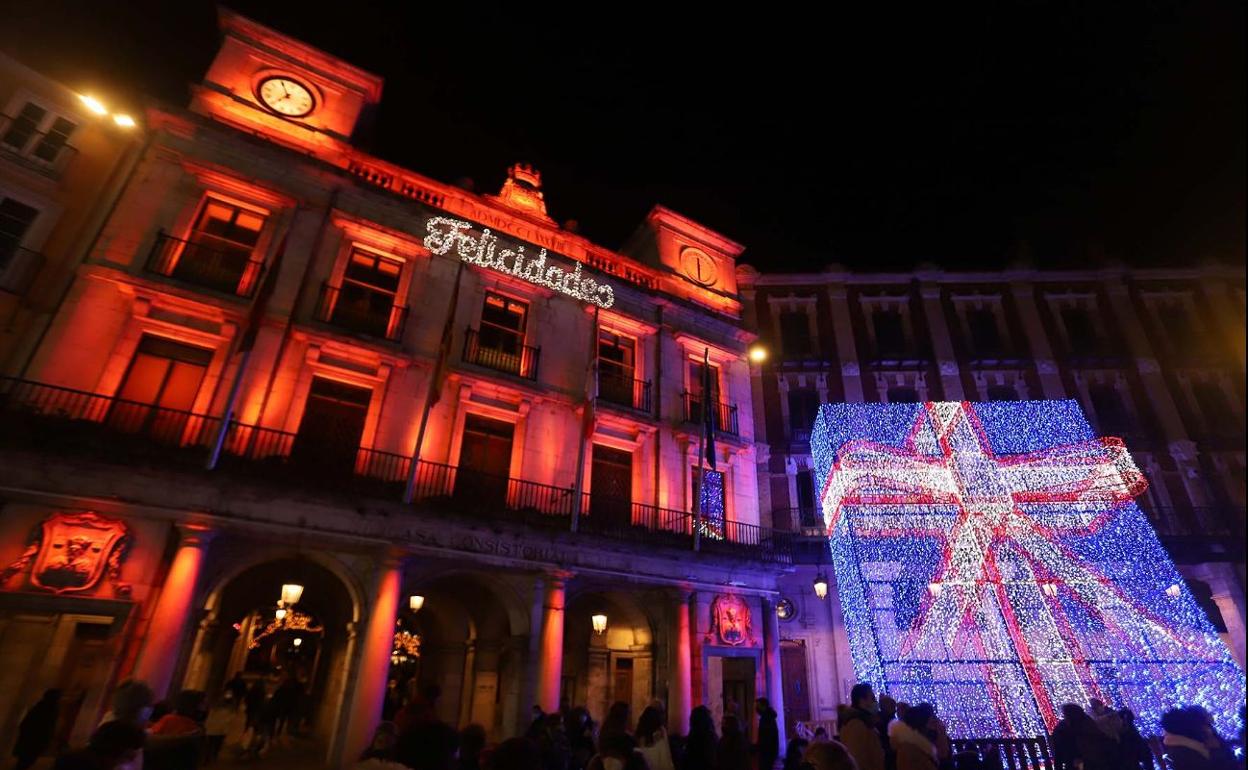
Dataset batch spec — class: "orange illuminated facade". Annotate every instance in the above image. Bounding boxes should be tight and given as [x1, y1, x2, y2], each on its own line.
[0, 11, 788, 763]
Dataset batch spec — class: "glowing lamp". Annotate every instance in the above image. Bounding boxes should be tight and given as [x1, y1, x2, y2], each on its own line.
[112, 113, 136, 128]
[409, 595, 425, 612]
[813, 572, 829, 600]
[292, 637, 303, 647]
[591, 614, 608, 635]
[79, 94, 107, 115]
[1166, 583, 1182, 598]
[1041, 582, 1059, 597]
[275, 608, 287, 621]
[281, 583, 304, 606]
[748, 344, 768, 364]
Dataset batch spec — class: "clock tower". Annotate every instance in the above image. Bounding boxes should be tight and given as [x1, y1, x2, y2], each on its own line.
[620, 205, 745, 313]
[189, 9, 383, 159]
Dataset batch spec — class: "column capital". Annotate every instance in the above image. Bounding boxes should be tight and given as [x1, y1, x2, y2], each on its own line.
[544, 569, 575, 585]
[176, 522, 216, 548]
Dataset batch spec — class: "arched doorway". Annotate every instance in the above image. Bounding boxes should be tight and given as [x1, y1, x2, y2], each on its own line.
[182, 556, 358, 742]
[562, 591, 655, 725]
[395, 572, 523, 740]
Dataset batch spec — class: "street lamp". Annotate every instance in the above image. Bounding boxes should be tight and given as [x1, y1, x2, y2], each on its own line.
[813, 572, 829, 600]
[275, 607, 288, 622]
[748, 344, 768, 364]
[409, 595, 425, 612]
[281, 583, 304, 606]
[591, 613, 608, 635]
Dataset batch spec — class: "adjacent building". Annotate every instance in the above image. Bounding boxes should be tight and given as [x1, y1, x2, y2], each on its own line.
[0, 11, 791, 764]
[740, 263, 1246, 733]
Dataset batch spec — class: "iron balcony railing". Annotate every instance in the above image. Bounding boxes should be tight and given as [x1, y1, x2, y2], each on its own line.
[0, 113, 78, 177]
[314, 282, 409, 341]
[0, 246, 45, 295]
[0, 376, 791, 563]
[772, 506, 824, 533]
[145, 231, 265, 298]
[596, 371, 652, 414]
[681, 391, 740, 436]
[462, 327, 540, 380]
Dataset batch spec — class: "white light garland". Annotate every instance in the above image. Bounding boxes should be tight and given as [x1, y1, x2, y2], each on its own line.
[423, 217, 615, 309]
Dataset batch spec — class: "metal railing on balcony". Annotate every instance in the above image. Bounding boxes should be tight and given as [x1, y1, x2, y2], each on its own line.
[314, 283, 408, 341]
[145, 231, 264, 297]
[0, 246, 45, 295]
[681, 392, 740, 436]
[597, 372, 652, 414]
[0, 376, 791, 562]
[462, 327, 540, 380]
[0, 114, 78, 177]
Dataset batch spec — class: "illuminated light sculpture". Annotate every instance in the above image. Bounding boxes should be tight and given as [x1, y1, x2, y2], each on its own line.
[811, 400, 1245, 739]
[697, 470, 726, 540]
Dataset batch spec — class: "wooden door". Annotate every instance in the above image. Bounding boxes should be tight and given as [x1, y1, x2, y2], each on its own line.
[292, 377, 372, 475]
[112, 336, 211, 442]
[612, 657, 633, 708]
[780, 640, 811, 737]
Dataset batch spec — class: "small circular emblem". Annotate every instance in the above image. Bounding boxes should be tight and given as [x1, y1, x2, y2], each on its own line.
[776, 597, 797, 621]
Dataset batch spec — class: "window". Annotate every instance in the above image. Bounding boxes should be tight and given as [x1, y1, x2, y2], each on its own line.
[1191, 381, 1236, 436]
[174, 199, 267, 294]
[466, 292, 537, 378]
[779, 311, 812, 357]
[886, 386, 920, 403]
[795, 470, 818, 527]
[1, 102, 77, 166]
[967, 308, 1003, 357]
[328, 249, 403, 338]
[692, 468, 726, 537]
[109, 335, 213, 443]
[872, 310, 907, 358]
[0, 197, 39, 267]
[986, 384, 1018, 401]
[292, 377, 373, 474]
[1061, 307, 1101, 357]
[1156, 303, 1200, 355]
[787, 389, 820, 437]
[598, 330, 639, 408]
[1088, 385, 1131, 436]
[685, 358, 721, 425]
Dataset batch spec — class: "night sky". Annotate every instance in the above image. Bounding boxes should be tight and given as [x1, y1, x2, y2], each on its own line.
[3, 1, 1243, 272]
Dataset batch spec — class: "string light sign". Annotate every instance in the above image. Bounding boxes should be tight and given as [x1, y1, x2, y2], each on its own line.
[811, 400, 1245, 740]
[424, 217, 615, 308]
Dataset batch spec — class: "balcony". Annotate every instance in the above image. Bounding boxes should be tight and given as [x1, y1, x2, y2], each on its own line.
[681, 392, 740, 436]
[596, 372, 652, 414]
[773, 506, 824, 533]
[462, 327, 540, 380]
[0, 114, 78, 178]
[145, 231, 264, 298]
[314, 282, 408, 342]
[0, 246, 44, 295]
[0, 376, 792, 564]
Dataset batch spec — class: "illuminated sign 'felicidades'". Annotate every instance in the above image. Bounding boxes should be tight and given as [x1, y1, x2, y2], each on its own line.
[423, 217, 615, 309]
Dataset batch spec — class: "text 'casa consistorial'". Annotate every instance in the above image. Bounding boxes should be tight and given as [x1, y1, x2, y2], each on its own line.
[423, 216, 615, 309]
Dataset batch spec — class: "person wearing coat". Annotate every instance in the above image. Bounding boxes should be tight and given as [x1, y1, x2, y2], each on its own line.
[887, 705, 937, 770]
[756, 699, 781, 770]
[13, 689, 62, 770]
[839, 685, 885, 770]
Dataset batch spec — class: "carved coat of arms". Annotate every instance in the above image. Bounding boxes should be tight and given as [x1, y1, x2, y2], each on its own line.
[1, 512, 131, 595]
[711, 594, 752, 646]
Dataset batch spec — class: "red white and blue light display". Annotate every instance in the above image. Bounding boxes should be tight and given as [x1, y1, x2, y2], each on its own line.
[812, 400, 1245, 739]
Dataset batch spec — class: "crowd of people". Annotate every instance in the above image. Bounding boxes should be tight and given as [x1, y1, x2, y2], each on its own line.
[10, 677, 1245, 770]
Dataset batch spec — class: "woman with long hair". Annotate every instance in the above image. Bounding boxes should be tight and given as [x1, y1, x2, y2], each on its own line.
[635, 706, 674, 770]
[684, 706, 718, 770]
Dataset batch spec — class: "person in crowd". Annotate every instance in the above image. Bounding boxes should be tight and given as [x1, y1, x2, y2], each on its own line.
[224, 672, 248, 705]
[756, 699, 780, 770]
[383, 679, 404, 722]
[459, 724, 489, 770]
[636, 705, 674, 770]
[887, 704, 936, 770]
[719, 715, 752, 770]
[783, 738, 810, 770]
[99, 680, 156, 729]
[397, 684, 443, 733]
[1116, 709, 1152, 770]
[1050, 703, 1116, 770]
[1086, 699, 1123, 742]
[396, 711, 461, 770]
[1187, 706, 1235, 767]
[922, 712, 950, 770]
[53, 721, 147, 770]
[203, 691, 244, 763]
[812, 728, 830, 744]
[684, 706, 718, 770]
[839, 685, 884, 770]
[149, 689, 207, 736]
[12, 688, 61, 770]
[491, 738, 545, 770]
[269, 674, 303, 738]
[243, 679, 266, 732]
[1161, 707, 1228, 770]
[876, 696, 897, 770]
[599, 702, 634, 751]
[567, 707, 597, 770]
[588, 731, 647, 770]
[801, 740, 859, 770]
[353, 721, 407, 770]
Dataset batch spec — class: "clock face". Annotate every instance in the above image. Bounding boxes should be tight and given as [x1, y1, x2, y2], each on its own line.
[257, 77, 315, 117]
[681, 248, 718, 287]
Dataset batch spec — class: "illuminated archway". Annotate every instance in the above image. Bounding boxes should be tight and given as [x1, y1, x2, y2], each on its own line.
[563, 590, 656, 724]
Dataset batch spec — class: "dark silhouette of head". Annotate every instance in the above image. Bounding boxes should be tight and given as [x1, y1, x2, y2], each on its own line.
[850, 683, 876, 711]
[902, 703, 934, 732]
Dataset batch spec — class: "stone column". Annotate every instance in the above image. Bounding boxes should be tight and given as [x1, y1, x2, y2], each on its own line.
[669, 590, 694, 735]
[1195, 563, 1248, 669]
[535, 571, 570, 713]
[342, 554, 403, 763]
[132, 523, 214, 698]
[826, 284, 864, 402]
[918, 283, 964, 400]
[1008, 281, 1065, 399]
[760, 596, 787, 754]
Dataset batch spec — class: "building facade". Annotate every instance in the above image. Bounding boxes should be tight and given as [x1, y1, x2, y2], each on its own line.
[740, 263, 1246, 733]
[0, 12, 792, 764]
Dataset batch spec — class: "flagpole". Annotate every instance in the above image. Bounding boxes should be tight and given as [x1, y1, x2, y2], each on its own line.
[693, 347, 710, 551]
[402, 261, 465, 504]
[570, 306, 599, 533]
[206, 211, 296, 470]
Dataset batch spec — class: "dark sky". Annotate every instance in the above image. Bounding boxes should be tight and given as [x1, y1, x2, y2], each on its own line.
[3, 1, 1244, 272]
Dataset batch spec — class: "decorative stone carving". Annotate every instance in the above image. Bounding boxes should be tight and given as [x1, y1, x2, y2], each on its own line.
[711, 594, 752, 646]
[1, 511, 132, 595]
